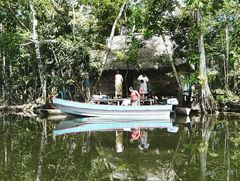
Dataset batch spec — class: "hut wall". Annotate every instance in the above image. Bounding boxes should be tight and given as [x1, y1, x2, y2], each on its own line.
[99, 70, 178, 99]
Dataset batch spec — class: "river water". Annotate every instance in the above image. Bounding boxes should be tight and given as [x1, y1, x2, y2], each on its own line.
[0, 113, 240, 181]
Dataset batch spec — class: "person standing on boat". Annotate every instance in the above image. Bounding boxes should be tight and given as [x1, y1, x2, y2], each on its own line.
[129, 87, 140, 106]
[115, 71, 123, 99]
[137, 74, 149, 101]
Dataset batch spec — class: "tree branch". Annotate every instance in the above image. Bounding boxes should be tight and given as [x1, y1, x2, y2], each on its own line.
[20, 39, 57, 46]
[4, 2, 30, 31]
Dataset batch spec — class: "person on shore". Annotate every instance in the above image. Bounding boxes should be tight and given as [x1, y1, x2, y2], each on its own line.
[137, 74, 149, 100]
[129, 86, 140, 106]
[115, 71, 123, 99]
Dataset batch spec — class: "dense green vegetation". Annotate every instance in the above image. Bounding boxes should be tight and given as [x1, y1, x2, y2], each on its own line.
[0, 0, 239, 112]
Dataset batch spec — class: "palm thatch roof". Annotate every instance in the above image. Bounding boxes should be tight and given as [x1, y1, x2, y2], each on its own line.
[105, 35, 186, 70]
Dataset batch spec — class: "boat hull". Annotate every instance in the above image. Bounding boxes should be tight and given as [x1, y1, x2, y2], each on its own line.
[53, 98, 173, 117]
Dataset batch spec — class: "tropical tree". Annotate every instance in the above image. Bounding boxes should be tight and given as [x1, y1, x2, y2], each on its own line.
[175, 0, 219, 112]
[0, 0, 239, 108]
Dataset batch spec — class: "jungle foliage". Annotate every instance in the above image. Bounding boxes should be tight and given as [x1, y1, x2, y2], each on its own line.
[0, 0, 239, 111]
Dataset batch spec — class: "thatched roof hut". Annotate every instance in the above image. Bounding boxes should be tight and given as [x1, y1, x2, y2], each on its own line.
[105, 34, 185, 70]
[99, 34, 187, 99]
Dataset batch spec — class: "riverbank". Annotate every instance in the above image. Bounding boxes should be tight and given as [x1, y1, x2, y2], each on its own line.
[0, 103, 44, 118]
[0, 100, 240, 118]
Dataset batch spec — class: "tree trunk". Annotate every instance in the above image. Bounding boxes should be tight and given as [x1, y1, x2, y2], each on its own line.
[104, 1, 127, 64]
[30, 1, 47, 102]
[196, 10, 217, 113]
[92, 1, 128, 93]
[0, 23, 7, 105]
[125, 64, 129, 96]
[224, 14, 229, 89]
[161, 35, 183, 102]
[1, 54, 6, 105]
[85, 73, 91, 102]
[71, 0, 77, 38]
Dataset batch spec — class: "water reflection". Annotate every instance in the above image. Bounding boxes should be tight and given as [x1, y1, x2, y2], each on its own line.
[130, 129, 149, 151]
[53, 116, 180, 154]
[199, 115, 216, 181]
[36, 119, 47, 181]
[116, 130, 124, 153]
[53, 116, 177, 135]
[1, 114, 239, 180]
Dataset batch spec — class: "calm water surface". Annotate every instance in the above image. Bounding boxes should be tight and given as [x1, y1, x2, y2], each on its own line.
[0, 114, 240, 181]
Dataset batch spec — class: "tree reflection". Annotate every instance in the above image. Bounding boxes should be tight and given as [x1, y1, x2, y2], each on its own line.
[36, 118, 47, 181]
[1, 114, 240, 180]
[82, 132, 91, 153]
[199, 115, 216, 181]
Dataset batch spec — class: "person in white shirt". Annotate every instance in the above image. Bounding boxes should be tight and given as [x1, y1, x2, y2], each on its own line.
[137, 74, 149, 100]
[115, 71, 123, 98]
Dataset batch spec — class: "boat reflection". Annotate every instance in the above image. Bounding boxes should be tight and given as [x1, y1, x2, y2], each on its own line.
[53, 116, 178, 136]
[53, 116, 180, 154]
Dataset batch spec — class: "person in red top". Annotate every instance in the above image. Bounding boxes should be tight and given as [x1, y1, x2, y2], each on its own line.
[129, 87, 140, 106]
